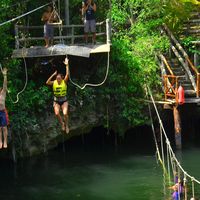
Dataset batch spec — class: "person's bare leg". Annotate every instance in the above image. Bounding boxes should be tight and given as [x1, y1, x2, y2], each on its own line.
[92, 33, 96, 44]
[3, 127, 8, 148]
[84, 33, 88, 44]
[54, 103, 65, 131]
[44, 37, 49, 48]
[0, 128, 2, 149]
[62, 102, 69, 134]
[50, 38, 54, 46]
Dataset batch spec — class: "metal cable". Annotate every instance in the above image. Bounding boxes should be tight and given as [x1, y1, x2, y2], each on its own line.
[0, 1, 54, 27]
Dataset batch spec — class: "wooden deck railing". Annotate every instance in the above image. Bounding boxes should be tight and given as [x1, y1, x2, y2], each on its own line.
[163, 75, 178, 103]
[163, 24, 200, 97]
[159, 54, 178, 103]
[15, 19, 111, 49]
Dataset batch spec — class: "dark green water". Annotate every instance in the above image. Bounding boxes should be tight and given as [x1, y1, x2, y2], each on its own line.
[1, 147, 200, 200]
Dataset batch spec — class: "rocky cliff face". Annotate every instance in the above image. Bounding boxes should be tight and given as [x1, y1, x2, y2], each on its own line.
[12, 93, 131, 158]
[14, 102, 104, 157]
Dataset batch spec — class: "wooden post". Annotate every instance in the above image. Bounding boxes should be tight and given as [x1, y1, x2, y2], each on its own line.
[106, 19, 111, 45]
[64, 0, 69, 25]
[15, 25, 19, 49]
[71, 25, 74, 44]
[173, 106, 182, 149]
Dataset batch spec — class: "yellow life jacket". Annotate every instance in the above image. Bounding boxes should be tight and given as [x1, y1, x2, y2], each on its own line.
[53, 80, 67, 97]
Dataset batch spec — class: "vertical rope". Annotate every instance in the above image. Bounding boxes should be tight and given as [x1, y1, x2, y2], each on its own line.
[58, 0, 61, 17]
[166, 140, 171, 185]
[169, 149, 176, 183]
[192, 178, 195, 198]
[160, 124, 165, 168]
[184, 174, 187, 200]
[106, 104, 110, 135]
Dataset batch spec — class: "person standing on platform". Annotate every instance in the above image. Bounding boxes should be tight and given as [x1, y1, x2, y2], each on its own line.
[41, 6, 57, 48]
[82, 0, 97, 44]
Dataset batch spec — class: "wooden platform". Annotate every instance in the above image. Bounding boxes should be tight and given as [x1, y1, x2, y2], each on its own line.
[12, 44, 110, 58]
[166, 97, 200, 104]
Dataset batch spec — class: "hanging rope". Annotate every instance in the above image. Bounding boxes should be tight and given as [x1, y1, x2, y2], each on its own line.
[68, 52, 110, 89]
[7, 54, 28, 104]
[184, 174, 188, 200]
[0, 46, 28, 104]
[192, 178, 195, 198]
[0, 1, 53, 27]
[166, 142, 171, 185]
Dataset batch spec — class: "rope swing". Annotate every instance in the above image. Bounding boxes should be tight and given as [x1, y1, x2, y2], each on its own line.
[68, 52, 110, 90]
[9, 57, 28, 104]
[48, 1, 63, 25]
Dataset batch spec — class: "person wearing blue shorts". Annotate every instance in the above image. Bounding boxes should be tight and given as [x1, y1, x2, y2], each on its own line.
[83, 0, 97, 44]
[0, 68, 8, 149]
[41, 6, 56, 48]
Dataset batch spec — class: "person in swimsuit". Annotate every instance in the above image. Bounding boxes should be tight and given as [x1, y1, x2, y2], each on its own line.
[0, 68, 8, 149]
[46, 58, 69, 133]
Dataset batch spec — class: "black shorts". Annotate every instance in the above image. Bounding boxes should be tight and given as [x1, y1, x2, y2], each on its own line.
[53, 96, 67, 106]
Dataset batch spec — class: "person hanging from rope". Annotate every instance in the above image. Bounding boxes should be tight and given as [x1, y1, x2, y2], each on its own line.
[46, 58, 69, 134]
[82, 0, 97, 44]
[0, 68, 8, 149]
[41, 5, 57, 48]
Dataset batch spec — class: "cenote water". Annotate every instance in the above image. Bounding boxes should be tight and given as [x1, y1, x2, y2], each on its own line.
[1, 144, 200, 200]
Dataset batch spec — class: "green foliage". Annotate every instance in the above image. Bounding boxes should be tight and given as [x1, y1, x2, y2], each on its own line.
[163, 0, 194, 30]
[181, 36, 200, 57]
[103, 0, 169, 125]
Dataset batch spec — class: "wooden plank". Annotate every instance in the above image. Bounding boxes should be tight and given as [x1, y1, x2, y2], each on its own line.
[17, 22, 105, 29]
[18, 33, 106, 42]
[191, 41, 200, 44]
[90, 44, 110, 53]
[12, 44, 110, 58]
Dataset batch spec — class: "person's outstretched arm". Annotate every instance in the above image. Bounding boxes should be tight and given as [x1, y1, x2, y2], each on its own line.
[2, 68, 7, 93]
[46, 71, 57, 85]
[64, 58, 69, 82]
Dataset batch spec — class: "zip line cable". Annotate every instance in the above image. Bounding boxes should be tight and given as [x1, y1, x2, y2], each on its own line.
[0, 1, 54, 27]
